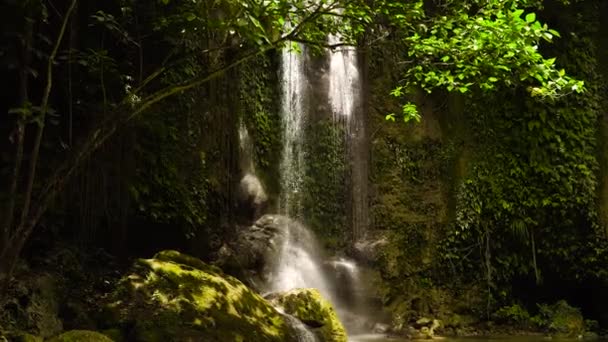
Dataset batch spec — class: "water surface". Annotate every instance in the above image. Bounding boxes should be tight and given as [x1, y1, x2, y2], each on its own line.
[349, 335, 590, 342]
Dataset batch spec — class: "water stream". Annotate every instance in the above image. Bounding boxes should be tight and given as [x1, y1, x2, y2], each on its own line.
[278, 44, 307, 218]
[272, 25, 367, 339]
[349, 336, 594, 342]
[328, 33, 360, 124]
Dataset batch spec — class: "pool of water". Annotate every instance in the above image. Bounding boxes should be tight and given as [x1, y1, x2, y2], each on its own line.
[349, 335, 591, 342]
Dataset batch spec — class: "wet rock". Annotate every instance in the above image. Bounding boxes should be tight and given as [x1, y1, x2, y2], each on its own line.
[372, 323, 390, 334]
[215, 214, 293, 287]
[105, 250, 290, 342]
[412, 318, 441, 339]
[352, 232, 389, 264]
[337, 311, 375, 334]
[268, 288, 347, 342]
[415, 317, 433, 327]
[237, 173, 268, 222]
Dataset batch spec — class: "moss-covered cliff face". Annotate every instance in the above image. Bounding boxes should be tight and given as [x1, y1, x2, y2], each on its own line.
[302, 118, 349, 248]
[366, 36, 475, 323]
[366, 0, 608, 328]
[239, 54, 283, 205]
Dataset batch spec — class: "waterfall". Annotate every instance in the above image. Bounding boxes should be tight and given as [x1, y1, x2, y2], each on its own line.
[239, 122, 255, 172]
[327, 34, 368, 240]
[238, 122, 268, 221]
[278, 45, 307, 218]
[328, 34, 360, 123]
[268, 219, 333, 301]
[270, 27, 369, 336]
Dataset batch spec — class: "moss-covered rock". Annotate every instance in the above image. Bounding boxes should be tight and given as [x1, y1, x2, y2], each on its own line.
[0, 272, 63, 339]
[15, 333, 43, 342]
[100, 328, 124, 342]
[105, 250, 290, 342]
[269, 288, 347, 342]
[47, 330, 114, 342]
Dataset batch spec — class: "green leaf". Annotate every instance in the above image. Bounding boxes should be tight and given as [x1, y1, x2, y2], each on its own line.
[525, 13, 536, 23]
[548, 29, 561, 38]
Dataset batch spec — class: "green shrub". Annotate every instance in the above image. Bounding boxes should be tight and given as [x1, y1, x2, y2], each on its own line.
[536, 300, 584, 336]
[493, 304, 532, 325]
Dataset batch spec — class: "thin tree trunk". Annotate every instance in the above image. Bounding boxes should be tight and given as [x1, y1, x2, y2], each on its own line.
[485, 225, 492, 320]
[1, 18, 34, 252]
[531, 229, 539, 284]
[0, 0, 78, 291]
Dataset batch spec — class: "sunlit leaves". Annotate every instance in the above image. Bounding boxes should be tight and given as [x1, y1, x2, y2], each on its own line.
[382, 0, 584, 121]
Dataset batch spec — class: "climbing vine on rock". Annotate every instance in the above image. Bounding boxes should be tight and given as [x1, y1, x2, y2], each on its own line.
[442, 0, 608, 299]
[239, 55, 282, 197]
[301, 119, 348, 247]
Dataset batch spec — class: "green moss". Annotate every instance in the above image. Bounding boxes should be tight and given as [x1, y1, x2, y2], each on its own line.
[272, 288, 347, 342]
[107, 250, 289, 342]
[16, 333, 43, 342]
[47, 330, 114, 342]
[301, 119, 348, 247]
[100, 329, 124, 342]
[239, 54, 282, 199]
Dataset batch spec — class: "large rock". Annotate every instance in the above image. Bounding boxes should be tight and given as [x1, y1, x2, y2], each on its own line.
[268, 288, 347, 342]
[105, 250, 291, 342]
[215, 214, 293, 288]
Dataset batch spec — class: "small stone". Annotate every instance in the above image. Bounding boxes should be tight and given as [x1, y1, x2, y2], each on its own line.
[372, 323, 390, 334]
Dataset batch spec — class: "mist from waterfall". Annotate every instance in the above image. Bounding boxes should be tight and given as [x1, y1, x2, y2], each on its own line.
[268, 219, 333, 302]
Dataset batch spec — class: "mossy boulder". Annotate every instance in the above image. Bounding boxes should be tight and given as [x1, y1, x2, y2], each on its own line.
[269, 288, 347, 342]
[14, 333, 43, 342]
[105, 250, 290, 342]
[47, 330, 113, 342]
[1, 272, 63, 338]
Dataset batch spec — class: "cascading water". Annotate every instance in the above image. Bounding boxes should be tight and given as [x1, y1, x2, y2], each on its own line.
[328, 34, 360, 124]
[268, 219, 333, 301]
[239, 122, 255, 172]
[268, 21, 370, 339]
[238, 122, 268, 221]
[278, 45, 307, 218]
[327, 32, 368, 241]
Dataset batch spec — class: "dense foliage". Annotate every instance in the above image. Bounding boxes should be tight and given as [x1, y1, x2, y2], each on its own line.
[1, 0, 607, 335]
[442, 0, 607, 291]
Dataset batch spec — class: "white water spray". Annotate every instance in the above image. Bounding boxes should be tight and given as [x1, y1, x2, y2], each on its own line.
[268, 219, 333, 302]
